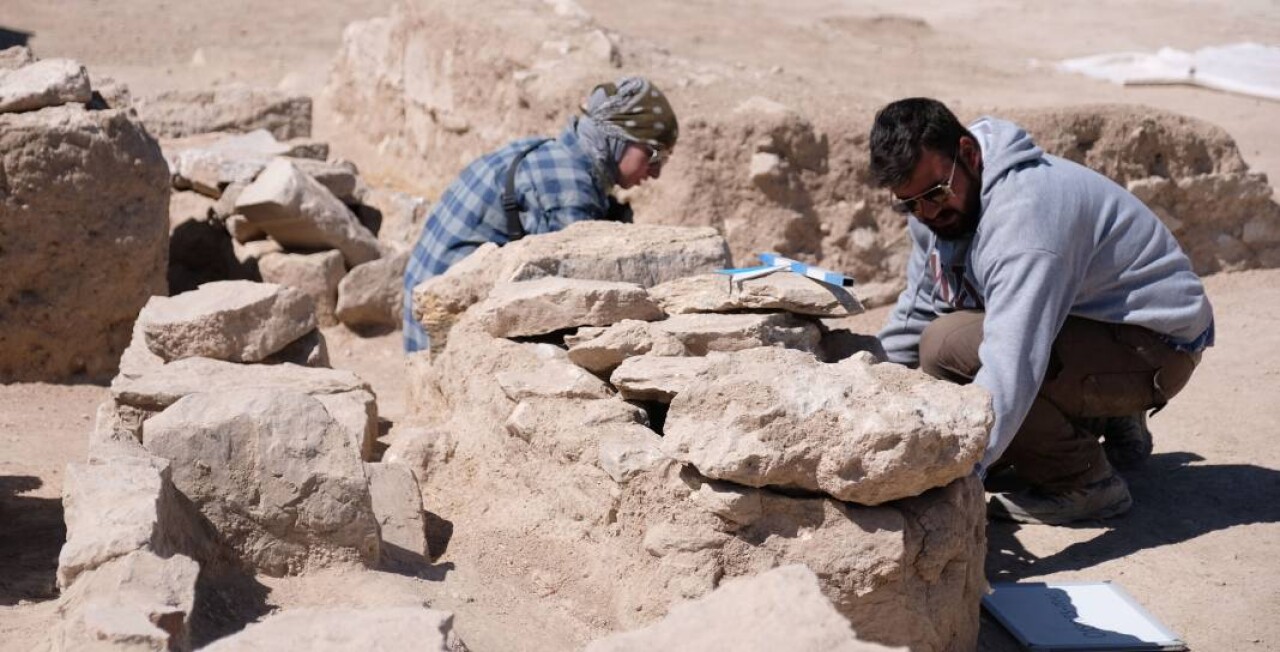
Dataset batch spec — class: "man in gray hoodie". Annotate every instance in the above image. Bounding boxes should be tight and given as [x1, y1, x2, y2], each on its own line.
[870, 98, 1214, 525]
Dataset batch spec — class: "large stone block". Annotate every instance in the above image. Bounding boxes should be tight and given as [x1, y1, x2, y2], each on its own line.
[201, 607, 464, 651]
[142, 389, 380, 575]
[0, 104, 169, 381]
[57, 456, 197, 589]
[235, 158, 381, 267]
[0, 58, 91, 113]
[336, 250, 408, 330]
[586, 565, 899, 652]
[134, 85, 312, 140]
[49, 550, 200, 652]
[259, 250, 346, 327]
[475, 277, 664, 339]
[141, 281, 317, 363]
[651, 272, 863, 317]
[662, 349, 991, 505]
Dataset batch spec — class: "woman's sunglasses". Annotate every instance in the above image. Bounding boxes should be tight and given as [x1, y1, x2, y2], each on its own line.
[891, 153, 958, 215]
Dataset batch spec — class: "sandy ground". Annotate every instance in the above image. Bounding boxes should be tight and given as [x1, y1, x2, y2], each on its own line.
[2, 0, 1279, 649]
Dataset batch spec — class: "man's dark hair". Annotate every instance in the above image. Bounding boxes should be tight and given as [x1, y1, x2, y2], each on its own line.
[869, 98, 973, 188]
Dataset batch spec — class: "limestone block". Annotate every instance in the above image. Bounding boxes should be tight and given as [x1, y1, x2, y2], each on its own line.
[235, 158, 381, 267]
[48, 550, 200, 652]
[336, 250, 408, 329]
[118, 307, 167, 381]
[650, 272, 863, 317]
[314, 389, 379, 463]
[662, 348, 991, 505]
[367, 462, 430, 568]
[655, 312, 821, 355]
[503, 397, 650, 463]
[259, 250, 346, 326]
[688, 479, 763, 526]
[566, 320, 689, 374]
[292, 157, 360, 203]
[141, 280, 317, 363]
[0, 105, 169, 381]
[88, 401, 151, 462]
[168, 130, 285, 198]
[0, 46, 35, 70]
[225, 214, 266, 243]
[201, 607, 464, 652]
[587, 565, 899, 652]
[143, 389, 380, 575]
[597, 428, 668, 484]
[610, 355, 711, 402]
[111, 356, 371, 412]
[382, 426, 454, 476]
[57, 456, 187, 589]
[0, 58, 91, 113]
[475, 277, 664, 338]
[134, 86, 312, 139]
[411, 222, 731, 349]
[497, 355, 614, 401]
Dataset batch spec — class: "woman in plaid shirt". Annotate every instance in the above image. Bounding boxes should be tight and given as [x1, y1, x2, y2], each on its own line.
[402, 76, 679, 352]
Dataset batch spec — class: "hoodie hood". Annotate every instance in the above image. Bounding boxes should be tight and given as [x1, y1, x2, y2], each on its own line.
[969, 117, 1044, 198]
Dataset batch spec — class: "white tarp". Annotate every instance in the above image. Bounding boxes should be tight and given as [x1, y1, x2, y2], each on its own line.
[1058, 42, 1280, 101]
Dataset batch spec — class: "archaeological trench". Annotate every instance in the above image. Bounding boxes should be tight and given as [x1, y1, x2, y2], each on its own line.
[3, 0, 1280, 650]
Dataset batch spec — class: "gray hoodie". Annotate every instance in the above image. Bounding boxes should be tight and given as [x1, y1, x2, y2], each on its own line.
[878, 117, 1214, 470]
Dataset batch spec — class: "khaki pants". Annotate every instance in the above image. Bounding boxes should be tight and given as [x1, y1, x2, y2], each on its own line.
[918, 312, 1200, 491]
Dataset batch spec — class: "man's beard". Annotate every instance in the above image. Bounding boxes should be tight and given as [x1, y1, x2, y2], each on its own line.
[926, 168, 982, 241]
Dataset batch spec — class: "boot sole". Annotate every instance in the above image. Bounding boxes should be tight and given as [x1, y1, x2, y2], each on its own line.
[987, 493, 1134, 526]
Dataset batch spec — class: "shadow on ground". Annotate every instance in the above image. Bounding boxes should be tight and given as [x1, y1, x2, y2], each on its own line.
[0, 475, 63, 606]
[979, 451, 1280, 649]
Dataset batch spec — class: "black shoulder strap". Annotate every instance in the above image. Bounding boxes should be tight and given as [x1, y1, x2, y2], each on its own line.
[501, 139, 551, 243]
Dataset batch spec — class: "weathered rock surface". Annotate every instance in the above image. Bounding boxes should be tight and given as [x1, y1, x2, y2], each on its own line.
[141, 281, 317, 363]
[0, 104, 169, 381]
[497, 352, 614, 401]
[235, 158, 382, 266]
[651, 272, 863, 316]
[382, 426, 454, 476]
[597, 428, 668, 484]
[586, 565, 900, 652]
[49, 550, 200, 652]
[0, 46, 35, 70]
[411, 223, 731, 350]
[142, 388, 380, 575]
[292, 157, 360, 203]
[259, 250, 346, 326]
[475, 278, 664, 338]
[367, 462, 430, 569]
[656, 312, 821, 355]
[134, 86, 312, 139]
[610, 355, 711, 402]
[0, 58, 91, 113]
[663, 349, 991, 505]
[262, 327, 331, 368]
[201, 607, 464, 651]
[566, 321, 689, 374]
[57, 456, 195, 589]
[112, 356, 372, 411]
[336, 250, 408, 329]
[504, 397, 651, 464]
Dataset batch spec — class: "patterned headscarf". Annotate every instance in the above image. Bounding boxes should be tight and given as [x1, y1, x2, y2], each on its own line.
[582, 76, 679, 152]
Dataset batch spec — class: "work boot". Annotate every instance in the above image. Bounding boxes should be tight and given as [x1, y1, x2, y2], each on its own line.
[1102, 412, 1154, 470]
[987, 473, 1133, 525]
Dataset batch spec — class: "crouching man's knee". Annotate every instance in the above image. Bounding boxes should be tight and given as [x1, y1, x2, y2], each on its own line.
[918, 310, 985, 384]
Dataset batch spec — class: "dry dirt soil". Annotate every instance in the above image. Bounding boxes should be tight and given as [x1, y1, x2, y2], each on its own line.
[2, 1, 1279, 650]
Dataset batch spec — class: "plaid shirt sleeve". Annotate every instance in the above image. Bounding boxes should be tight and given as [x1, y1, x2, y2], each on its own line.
[402, 130, 608, 352]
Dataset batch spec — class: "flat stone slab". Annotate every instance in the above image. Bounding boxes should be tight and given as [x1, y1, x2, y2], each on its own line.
[236, 157, 381, 267]
[610, 355, 711, 402]
[655, 312, 822, 355]
[141, 280, 317, 363]
[662, 348, 992, 505]
[650, 272, 864, 317]
[566, 320, 688, 374]
[475, 277, 664, 338]
[367, 462, 430, 569]
[202, 607, 464, 651]
[0, 58, 91, 113]
[112, 356, 371, 411]
[586, 565, 897, 652]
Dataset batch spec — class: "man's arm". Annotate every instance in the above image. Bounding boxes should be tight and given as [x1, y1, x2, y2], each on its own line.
[972, 248, 1079, 469]
[878, 221, 939, 367]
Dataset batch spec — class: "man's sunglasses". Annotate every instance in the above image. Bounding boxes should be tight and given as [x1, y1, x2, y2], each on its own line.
[891, 153, 958, 215]
[646, 146, 669, 167]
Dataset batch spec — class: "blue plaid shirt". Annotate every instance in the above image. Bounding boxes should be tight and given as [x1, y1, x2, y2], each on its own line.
[403, 122, 610, 352]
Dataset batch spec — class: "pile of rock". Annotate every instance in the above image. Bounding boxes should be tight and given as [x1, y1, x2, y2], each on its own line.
[162, 127, 428, 332]
[0, 47, 169, 381]
[403, 223, 992, 651]
[53, 280, 442, 649]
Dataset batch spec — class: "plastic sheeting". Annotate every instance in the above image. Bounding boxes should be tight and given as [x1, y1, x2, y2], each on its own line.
[1058, 42, 1280, 101]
